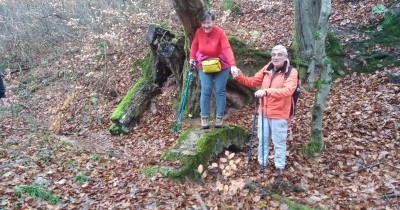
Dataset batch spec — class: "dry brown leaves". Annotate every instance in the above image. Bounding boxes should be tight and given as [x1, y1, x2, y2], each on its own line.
[1, 0, 399, 209]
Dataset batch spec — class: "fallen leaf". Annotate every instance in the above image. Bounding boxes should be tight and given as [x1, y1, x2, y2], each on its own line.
[198, 164, 203, 174]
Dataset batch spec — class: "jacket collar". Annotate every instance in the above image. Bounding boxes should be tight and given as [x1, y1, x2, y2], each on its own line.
[263, 59, 291, 74]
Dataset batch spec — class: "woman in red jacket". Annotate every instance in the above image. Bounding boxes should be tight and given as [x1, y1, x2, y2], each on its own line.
[189, 10, 239, 129]
[231, 45, 298, 175]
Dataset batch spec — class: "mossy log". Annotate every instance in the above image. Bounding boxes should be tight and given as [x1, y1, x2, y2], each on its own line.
[109, 79, 160, 134]
[109, 24, 182, 134]
[147, 125, 248, 181]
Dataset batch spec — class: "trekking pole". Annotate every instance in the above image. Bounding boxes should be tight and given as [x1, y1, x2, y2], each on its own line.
[172, 66, 194, 133]
[261, 97, 265, 177]
[247, 99, 258, 164]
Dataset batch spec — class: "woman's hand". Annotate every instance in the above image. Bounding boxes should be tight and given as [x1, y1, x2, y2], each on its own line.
[189, 59, 197, 70]
[230, 66, 241, 78]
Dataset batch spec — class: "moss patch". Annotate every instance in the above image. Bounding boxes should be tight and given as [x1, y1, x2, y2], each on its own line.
[372, 11, 400, 46]
[326, 32, 346, 79]
[110, 77, 146, 122]
[302, 137, 324, 158]
[270, 193, 316, 210]
[156, 125, 248, 180]
[132, 51, 152, 79]
[109, 123, 126, 135]
[229, 36, 270, 75]
[347, 6, 400, 73]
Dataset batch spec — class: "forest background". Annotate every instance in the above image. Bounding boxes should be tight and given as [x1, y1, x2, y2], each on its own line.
[0, 0, 399, 209]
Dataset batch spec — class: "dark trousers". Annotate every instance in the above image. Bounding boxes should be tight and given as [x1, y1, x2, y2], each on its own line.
[0, 76, 5, 98]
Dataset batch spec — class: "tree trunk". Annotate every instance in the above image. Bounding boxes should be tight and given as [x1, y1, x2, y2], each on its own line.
[171, 0, 208, 117]
[171, 0, 208, 42]
[310, 0, 332, 152]
[295, 0, 322, 85]
[295, 0, 333, 156]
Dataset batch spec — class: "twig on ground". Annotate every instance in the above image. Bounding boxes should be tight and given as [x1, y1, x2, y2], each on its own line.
[333, 162, 382, 176]
[383, 163, 400, 170]
[383, 193, 400, 199]
[194, 192, 208, 210]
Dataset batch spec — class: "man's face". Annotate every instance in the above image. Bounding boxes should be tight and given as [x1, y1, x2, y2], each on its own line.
[271, 49, 287, 69]
[201, 18, 214, 33]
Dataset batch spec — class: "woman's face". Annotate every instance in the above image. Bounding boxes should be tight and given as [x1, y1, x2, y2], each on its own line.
[201, 18, 214, 33]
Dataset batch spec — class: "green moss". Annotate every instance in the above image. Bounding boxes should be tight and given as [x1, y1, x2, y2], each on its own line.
[15, 184, 62, 205]
[142, 166, 182, 181]
[223, 0, 241, 15]
[326, 32, 346, 79]
[109, 123, 126, 135]
[73, 172, 90, 184]
[271, 193, 316, 210]
[302, 137, 324, 158]
[182, 126, 247, 179]
[159, 126, 248, 180]
[132, 52, 152, 79]
[229, 36, 270, 76]
[143, 166, 160, 177]
[373, 12, 400, 45]
[291, 32, 307, 81]
[110, 77, 146, 122]
[161, 127, 197, 161]
[348, 8, 400, 73]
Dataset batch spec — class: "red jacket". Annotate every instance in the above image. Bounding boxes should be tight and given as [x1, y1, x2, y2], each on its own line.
[235, 60, 298, 119]
[190, 26, 236, 68]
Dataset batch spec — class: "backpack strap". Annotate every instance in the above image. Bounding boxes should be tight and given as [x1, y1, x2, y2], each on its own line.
[284, 65, 292, 80]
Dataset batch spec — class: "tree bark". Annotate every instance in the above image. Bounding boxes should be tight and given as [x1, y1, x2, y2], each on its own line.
[295, 0, 333, 155]
[171, 0, 208, 117]
[171, 0, 208, 42]
[295, 0, 322, 85]
[310, 0, 333, 152]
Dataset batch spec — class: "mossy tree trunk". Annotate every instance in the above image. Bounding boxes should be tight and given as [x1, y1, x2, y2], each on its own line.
[171, 0, 207, 117]
[295, 0, 333, 156]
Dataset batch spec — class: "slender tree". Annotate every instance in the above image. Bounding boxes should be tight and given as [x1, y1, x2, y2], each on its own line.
[295, 0, 333, 155]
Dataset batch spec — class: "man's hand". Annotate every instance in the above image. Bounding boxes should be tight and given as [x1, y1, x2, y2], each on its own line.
[254, 89, 266, 98]
[230, 66, 241, 78]
[189, 59, 197, 70]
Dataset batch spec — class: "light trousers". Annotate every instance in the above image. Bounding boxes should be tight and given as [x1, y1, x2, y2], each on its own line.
[257, 116, 288, 169]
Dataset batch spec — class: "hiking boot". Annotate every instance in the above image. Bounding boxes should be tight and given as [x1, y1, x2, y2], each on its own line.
[215, 116, 223, 128]
[201, 117, 209, 129]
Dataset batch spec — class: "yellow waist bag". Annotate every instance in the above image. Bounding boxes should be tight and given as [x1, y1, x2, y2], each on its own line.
[201, 58, 221, 73]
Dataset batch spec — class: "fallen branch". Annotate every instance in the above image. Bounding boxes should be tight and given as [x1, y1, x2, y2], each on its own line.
[194, 192, 208, 210]
[383, 192, 400, 199]
[383, 163, 400, 170]
[333, 162, 382, 176]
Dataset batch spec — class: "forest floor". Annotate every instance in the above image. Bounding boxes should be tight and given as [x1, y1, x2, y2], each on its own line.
[0, 0, 399, 209]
